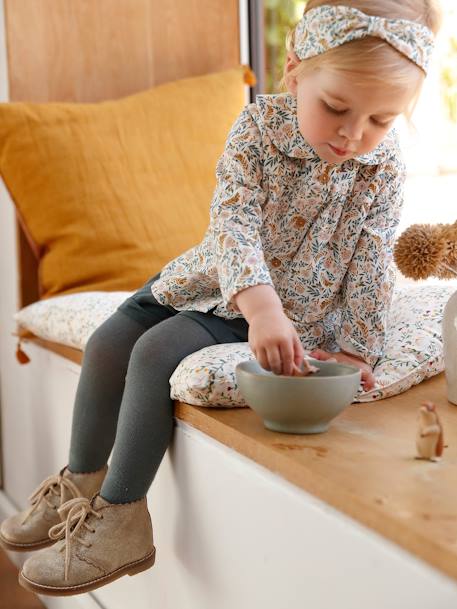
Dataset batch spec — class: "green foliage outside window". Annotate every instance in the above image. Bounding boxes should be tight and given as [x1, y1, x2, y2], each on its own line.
[264, 0, 306, 93]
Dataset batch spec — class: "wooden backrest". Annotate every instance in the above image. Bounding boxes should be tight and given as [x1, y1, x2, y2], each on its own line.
[3, 0, 241, 307]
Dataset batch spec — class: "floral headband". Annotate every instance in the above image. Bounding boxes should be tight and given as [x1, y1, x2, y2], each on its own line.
[294, 5, 435, 74]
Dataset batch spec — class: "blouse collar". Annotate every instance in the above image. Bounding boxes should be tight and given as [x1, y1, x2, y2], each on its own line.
[256, 92, 400, 166]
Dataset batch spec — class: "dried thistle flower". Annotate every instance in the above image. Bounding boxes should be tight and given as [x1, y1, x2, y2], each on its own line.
[393, 224, 448, 279]
[438, 223, 457, 276]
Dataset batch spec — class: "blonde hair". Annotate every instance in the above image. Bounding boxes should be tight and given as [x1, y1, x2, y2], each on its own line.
[280, 0, 443, 118]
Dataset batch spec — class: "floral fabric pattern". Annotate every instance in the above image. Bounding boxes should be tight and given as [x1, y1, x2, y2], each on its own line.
[151, 92, 406, 367]
[14, 285, 454, 405]
[294, 5, 434, 74]
[170, 285, 453, 406]
[14, 291, 133, 349]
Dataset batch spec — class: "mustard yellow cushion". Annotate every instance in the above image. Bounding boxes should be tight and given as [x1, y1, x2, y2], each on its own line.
[0, 66, 250, 298]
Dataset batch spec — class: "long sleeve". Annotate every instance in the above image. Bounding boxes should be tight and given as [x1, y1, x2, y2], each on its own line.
[210, 107, 274, 314]
[335, 158, 407, 367]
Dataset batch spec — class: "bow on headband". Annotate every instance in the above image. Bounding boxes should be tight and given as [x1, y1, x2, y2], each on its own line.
[294, 5, 434, 73]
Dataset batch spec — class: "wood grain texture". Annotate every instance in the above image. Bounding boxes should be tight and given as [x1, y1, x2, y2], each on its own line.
[19, 335, 83, 365]
[16, 223, 40, 307]
[17, 334, 457, 582]
[5, 0, 240, 102]
[4, 0, 240, 306]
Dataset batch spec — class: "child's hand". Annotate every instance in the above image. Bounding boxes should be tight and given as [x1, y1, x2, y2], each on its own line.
[248, 309, 305, 376]
[309, 348, 376, 391]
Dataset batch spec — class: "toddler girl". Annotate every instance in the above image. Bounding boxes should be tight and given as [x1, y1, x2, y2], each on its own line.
[0, 0, 442, 596]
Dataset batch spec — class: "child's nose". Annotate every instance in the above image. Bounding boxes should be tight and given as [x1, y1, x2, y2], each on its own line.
[338, 118, 364, 142]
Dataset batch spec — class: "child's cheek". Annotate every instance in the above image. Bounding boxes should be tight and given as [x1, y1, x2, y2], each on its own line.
[298, 111, 328, 146]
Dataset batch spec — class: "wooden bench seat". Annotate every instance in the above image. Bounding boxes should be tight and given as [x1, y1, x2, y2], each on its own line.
[20, 333, 457, 583]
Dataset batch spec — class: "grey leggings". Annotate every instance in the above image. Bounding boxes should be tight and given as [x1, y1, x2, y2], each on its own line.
[68, 304, 248, 504]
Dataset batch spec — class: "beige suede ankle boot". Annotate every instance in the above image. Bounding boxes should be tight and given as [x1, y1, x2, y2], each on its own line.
[18, 493, 156, 596]
[0, 464, 108, 552]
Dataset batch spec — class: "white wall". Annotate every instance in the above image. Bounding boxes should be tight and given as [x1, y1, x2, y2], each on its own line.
[0, 0, 8, 101]
[0, 0, 20, 496]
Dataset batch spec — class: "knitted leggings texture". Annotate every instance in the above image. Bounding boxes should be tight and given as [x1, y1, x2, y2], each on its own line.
[68, 310, 219, 503]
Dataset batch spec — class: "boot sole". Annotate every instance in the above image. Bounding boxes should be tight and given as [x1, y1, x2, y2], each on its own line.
[18, 546, 156, 596]
[0, 532, 55, 552]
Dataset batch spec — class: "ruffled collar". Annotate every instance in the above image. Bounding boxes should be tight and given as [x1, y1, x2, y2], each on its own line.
[256, 92, 399, 166]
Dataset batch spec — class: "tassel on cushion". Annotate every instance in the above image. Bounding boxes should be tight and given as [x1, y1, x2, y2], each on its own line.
[242, 65, 257, 87]
[16, 338, 31, 364]
[12, 328, 35, 364]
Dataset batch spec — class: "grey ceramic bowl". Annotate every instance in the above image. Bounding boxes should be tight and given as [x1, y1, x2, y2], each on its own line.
[235, 358, 361, 434]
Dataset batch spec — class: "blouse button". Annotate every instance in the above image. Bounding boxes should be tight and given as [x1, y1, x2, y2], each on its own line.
[318, 167, 330, 184]
[271, 257, 281, 268]
[294, 216, 306, 228]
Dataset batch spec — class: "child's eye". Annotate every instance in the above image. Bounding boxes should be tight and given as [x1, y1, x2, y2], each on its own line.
[371, 117, 393, 127]
[321, 100, 395, 127]
[321, 100, 347, 115]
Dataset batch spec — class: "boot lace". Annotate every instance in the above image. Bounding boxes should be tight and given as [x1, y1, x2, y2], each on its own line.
[48, 496, 103, 581]
[20, 470, 82, 525]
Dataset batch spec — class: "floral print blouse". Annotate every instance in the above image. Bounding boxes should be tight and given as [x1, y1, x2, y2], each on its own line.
[151, 92, 406, 367]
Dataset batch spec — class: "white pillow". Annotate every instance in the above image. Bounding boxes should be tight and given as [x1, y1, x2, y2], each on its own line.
[14, 291, 133, 349]
[170, 285, 454, 405]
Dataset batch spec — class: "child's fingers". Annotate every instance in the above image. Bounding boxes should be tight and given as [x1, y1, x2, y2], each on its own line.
[361, 370, 376, 391]
[280, 342, 295, 376]
[291, 362, 304, 375]
[256, 347, 269, 371]
[293, 335, 305, 369]
[266, 345, 283, 374]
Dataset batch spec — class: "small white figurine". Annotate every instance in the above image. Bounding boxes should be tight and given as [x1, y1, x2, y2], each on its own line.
[416, 401, 444, 462]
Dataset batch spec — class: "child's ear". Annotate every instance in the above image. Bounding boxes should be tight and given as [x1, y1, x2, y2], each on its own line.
[284, 50, 300, 95]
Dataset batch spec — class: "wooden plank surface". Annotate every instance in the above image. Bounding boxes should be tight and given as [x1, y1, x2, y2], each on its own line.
[19, 335, 457, 581]
[18, 335, 84, 365]
[176, 373, 457, 582]
[5, 0, 240, 102]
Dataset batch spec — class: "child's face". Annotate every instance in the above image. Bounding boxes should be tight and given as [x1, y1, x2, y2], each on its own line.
[286, 56, 415, 164]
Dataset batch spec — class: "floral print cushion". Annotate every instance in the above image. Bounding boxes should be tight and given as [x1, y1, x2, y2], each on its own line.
[170, 285, 454, 405]
[14, 291, 134, 349]
[14, 285, 454, 405]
